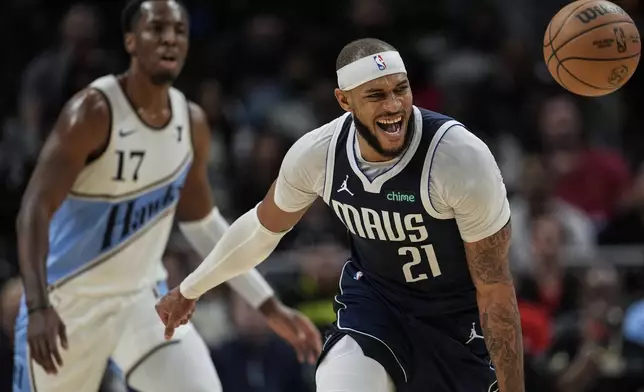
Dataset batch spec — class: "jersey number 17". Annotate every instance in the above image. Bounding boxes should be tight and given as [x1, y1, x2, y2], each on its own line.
[113, 150, 146, 182]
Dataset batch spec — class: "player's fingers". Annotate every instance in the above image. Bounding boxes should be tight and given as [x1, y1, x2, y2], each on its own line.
[294, 315, 322, 363]
[280, 325, 305, 362]
[164, 311, 181, 340]
[49, 335, 64, 368]
[59, 323, 69, 350]
[290, 329, 308, 363]
[40, 337, 57, 374]
[35, 338, 54, 374]
[155, 304, 169, 325]
[47, 330, 64, 368]
[292, 341, 305, 363]
[164, 324, 176, 341]
[181, 307, 195, 325]
[300, 316, 322, 347]
[293, 323, 308, 363]
[181, 310, 193, 325]
[28, 339, 43, 369]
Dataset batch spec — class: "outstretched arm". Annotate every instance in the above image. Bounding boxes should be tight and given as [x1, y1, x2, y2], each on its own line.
[176, 102, 275, 309]
[176, 102, 311, 299]
[178, 182, 308, 299]
[174, 102, 321, 362]
[159, 117, 326, 359]
[176, 118, 324, 299]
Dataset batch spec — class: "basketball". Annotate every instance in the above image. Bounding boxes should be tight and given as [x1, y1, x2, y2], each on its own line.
[543, 0, 641, 96]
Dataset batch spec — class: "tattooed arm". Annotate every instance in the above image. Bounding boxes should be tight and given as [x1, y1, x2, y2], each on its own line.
[464, 222, 524, 392]
[431, 125, 523, 392]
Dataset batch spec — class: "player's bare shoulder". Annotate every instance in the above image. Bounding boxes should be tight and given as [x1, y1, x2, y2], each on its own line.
[20, 88, 113, 215]
[50, 87, 112, 153]
[64, 88, 110, 128]
[183, 100, 211, 163]
[186, 101, 209, 142]
[187, 101, 207, 128]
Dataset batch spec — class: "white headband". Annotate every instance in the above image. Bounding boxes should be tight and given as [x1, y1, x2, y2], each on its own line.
[336, 51, 407, 91]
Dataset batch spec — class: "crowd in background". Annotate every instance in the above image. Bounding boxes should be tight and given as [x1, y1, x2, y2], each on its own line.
[1, 0, 644, 391]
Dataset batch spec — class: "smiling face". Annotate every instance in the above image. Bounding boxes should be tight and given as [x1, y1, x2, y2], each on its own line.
[125, 0, 189, 85]
[335, 72, 414, 161]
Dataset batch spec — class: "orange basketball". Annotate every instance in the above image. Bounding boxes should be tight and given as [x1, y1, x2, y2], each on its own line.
[543, 0, 641, 96]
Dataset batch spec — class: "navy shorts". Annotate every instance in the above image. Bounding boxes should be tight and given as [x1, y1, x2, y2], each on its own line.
[318, 261, 498, 392]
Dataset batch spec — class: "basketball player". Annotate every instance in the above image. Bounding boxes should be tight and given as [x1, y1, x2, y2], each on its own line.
[157, 37, 526, 392]
[13, 1, 321, 391]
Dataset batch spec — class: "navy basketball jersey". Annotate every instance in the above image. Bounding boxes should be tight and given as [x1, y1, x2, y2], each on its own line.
[323, 107, 477, 317]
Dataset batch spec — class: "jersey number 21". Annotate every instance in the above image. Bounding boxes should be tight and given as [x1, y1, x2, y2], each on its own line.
[399, 245, 442, 282]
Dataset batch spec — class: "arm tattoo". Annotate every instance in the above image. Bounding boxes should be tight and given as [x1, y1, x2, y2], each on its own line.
[481, 291, 523, 392]
[465, 221, 512, 285]
[465, 221, 525, 392]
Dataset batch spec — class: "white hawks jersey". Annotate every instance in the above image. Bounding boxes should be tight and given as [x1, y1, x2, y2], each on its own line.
[47, 75, 193, 295]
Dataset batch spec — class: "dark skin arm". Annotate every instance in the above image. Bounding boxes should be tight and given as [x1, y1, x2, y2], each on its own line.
[171, 103, 321, 363]
[464, 221, 524, 392]
[174, 102, 215, 222]
[16, 89, 110, 374]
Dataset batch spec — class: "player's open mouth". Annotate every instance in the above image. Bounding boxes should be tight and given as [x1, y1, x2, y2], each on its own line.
[376, 116, 403, 135]
[160, 55, 178, 68]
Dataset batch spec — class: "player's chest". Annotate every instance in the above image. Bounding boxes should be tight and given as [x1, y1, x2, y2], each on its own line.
[73, 119, 192, 197]
[105, 119, 191, 181]
[328, 170, 429, 243]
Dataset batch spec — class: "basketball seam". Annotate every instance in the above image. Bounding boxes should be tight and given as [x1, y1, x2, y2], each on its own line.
[550, 19, 568, 90]
[546, 20, 636, 67]
[543, 0, 598, 47]
[556, 62, 568, 90]
[560, 52, 640, 62]
[557, 64, 618, 90]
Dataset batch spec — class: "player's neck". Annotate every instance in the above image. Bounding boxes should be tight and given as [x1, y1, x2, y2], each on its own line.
[122, 69, 170, 113]
[356, 136, 394, 163]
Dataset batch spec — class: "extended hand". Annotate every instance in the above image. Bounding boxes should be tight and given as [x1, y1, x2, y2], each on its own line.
[28, 306, 68, 375]
[155, 287, 197, 340]
[260, 298, 322, 364]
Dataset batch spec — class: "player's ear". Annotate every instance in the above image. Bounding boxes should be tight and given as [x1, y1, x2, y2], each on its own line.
[334, 88, 352, 112]
[124, 33, 136, 55]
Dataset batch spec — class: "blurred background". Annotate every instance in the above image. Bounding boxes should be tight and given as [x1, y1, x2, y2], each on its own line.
[1, 0, 644, 391]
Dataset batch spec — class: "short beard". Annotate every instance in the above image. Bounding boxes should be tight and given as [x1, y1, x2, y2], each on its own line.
[354, 115, 414, 159]
[150, 72, 177, 86]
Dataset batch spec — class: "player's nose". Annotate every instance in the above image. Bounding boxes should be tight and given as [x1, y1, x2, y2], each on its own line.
[381, 93, 403, 113]
[160, 27, 178, 46]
